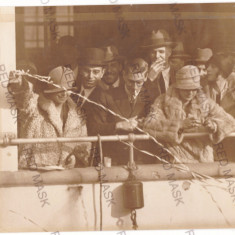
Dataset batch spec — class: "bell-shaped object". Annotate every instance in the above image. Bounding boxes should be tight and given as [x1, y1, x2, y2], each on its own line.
[123, 181, 144, 210]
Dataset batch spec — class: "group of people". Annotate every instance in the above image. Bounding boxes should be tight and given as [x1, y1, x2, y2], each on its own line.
[9, 29, 235, 169]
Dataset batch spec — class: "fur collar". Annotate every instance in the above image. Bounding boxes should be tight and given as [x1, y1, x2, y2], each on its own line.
[162, 87, 207, 118]
[38, 94, 81, 136]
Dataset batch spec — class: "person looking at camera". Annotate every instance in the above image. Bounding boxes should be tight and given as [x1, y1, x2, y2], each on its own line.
[99, 45, 124, 90]
[8, 66, 91, 169]
[141, 29, 176, 100]
[71, 47, 106, 134]
[90, 58, 154, 165]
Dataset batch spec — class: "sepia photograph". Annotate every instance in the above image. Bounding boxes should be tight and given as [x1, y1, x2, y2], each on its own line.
[0, 2, 235, 233]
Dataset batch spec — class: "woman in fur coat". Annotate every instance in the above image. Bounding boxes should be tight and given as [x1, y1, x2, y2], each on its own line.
[143, 65, 235, 163]
[8, 66, 91, 169]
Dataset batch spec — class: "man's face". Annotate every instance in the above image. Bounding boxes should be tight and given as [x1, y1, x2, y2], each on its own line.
[80, 66, 105, 89]
[170, 58, 185, 72]
[103, 60, 122, 85]
[178, 89, 197, 102]
[148, 46, 172, 65]
[123, 71, 147, 96]
[196, 64, 207, 80]
[46, 90, 69, 105]
[218, 54, 234, 77]
[206, 63, 220, 82]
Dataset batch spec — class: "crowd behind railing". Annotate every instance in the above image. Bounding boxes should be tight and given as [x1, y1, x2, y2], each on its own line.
[6, 29, 235, 169]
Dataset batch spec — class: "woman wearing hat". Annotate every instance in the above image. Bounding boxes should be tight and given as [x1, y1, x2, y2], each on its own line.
[8, 66, 91, 169]
[143, 65, 235, 163]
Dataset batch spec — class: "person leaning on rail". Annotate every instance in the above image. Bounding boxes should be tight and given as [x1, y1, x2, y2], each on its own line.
[7, 66, 91, 169]
[143, 65, 235, 163]
[70, 47, 107, 136]
[90, 58, 155, 165]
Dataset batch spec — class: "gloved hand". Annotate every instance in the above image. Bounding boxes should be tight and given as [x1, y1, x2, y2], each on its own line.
[180, 117, 201, 130]
[8, 71, 32, 92]
[115, 116, 138, 131]
[72, 144, 90, 167]
[64, 155, 76, 169]
[204, 119, 217, 133]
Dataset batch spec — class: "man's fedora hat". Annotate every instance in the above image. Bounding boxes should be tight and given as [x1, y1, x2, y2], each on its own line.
[103, 46, 124, 63]
[80, 48, 106, 66]
[44, 66, 75, 93]
[170, 41, 191, 60]
[140, 29, 176, 49]
[194, 48, 213, 63]
[174, 65, 201, 90]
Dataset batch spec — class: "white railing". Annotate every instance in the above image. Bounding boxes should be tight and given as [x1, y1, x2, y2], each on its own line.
[0, 132, 235, 167]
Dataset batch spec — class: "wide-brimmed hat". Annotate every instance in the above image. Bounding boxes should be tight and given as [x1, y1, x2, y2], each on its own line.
[123, 58, 148, 79]
[79, 48, 106, 66]
[170, 41, 191, 60]
[194, 48, 213, 63]
[140, 29, 176, 49]
[44, 66, 75, 93]
[103, 46, 124, 63]
[174, 65, 201, 90]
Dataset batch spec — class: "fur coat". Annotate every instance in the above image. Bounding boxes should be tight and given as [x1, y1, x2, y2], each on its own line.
[143, 87, 235, 163]
[10, 80, 91, 169]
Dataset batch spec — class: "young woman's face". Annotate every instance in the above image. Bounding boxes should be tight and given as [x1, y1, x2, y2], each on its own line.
[178, 89, 198, 102]
[206, 63, 220, 82]
[46, 90, 69, 105]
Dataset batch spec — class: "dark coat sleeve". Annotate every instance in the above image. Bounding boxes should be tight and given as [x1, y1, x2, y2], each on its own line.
[88, 91, 118, 136]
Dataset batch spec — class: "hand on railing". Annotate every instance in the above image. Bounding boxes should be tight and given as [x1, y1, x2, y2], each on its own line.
[204, 120, 217, 133]
[72, 144, 90, 167]
[180, 117, 201, 130]
[115, 116, 138, 132]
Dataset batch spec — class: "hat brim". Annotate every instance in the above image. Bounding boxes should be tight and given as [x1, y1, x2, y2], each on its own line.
[171, 54, 191, 60]
[104, 55, 125, 63]
[79, 61, 106, 66]
[173, 84, 202, 90]
[44, 87, 73, 94]
[140, 42, 177, 49]
[194, 59, 209, 63]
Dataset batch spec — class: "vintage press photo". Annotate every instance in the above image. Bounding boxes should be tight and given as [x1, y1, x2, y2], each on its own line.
[0, 2, 235, 233]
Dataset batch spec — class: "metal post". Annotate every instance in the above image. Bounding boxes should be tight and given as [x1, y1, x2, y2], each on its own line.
[128, 133, 136, 169]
